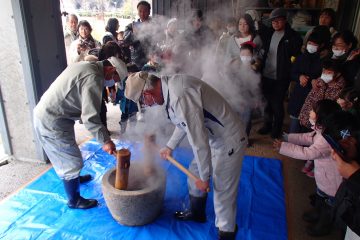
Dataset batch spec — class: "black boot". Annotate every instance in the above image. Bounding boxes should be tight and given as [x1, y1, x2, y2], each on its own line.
[218, 225, 238, 240]
[302, 207, 321, 223]
[79, 174, 92, 184]
[303, 194, 323, 223]
[174, 195, 207, 223]
[306, 201, 333, 237]
[63, 177, 98, 209]
[257, 123, 272, 135]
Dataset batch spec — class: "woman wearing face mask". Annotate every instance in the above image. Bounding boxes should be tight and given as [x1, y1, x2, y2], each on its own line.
[298, 60, 346, 130]
[224, 14, 263, 66]
[225, 42, 262, 145]
[69, 20, 101, 63]
[332, 31, 360, 88]
[302, 8, 337, 58]
[331, 31, 357, 61]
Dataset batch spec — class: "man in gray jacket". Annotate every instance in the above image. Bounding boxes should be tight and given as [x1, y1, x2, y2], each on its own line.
[33, 57, 127, 209]
[125, 72, 247, 240]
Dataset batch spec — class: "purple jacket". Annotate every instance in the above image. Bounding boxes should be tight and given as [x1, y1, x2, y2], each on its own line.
[280, 130, 343, 196]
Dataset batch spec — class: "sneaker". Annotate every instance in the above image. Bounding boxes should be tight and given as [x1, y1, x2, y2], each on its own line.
[306, 169, 315, 178]
[302, 160, 314, 173]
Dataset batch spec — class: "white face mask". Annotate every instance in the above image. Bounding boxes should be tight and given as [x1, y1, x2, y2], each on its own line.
[332, 49, 346, 57]
[321, 73, 334, 83]
[306, 44, 318, 54]
[309, 118, 316, 127]
[104, 79, 115, 87]
[240, 56, 252, 64]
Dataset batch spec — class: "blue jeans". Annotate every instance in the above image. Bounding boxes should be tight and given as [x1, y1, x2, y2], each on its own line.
[288, 116, 301, 133]
[317, 188, 336, 207]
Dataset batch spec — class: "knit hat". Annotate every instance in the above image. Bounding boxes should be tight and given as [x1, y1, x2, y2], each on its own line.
[107, 56, 128, 81]
[125, 71, 149, 102]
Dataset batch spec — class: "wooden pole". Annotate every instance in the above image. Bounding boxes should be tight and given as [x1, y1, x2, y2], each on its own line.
[114, 149, 131, 190]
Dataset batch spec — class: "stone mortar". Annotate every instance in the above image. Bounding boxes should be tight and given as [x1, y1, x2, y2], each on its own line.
[102, 162, 166, 226]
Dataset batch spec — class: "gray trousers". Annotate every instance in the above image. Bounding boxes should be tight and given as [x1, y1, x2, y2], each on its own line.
[33, 115, 83, 180]
[188, 137, 246, 232]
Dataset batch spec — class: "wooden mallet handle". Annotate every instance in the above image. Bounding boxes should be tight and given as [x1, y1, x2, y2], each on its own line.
[114, 149, 131, 190]
[166, 155, 210, 192]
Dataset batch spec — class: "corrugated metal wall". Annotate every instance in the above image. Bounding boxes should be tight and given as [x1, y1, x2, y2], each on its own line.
[152, 0, 233, 19]
[152, 0, 268, 19]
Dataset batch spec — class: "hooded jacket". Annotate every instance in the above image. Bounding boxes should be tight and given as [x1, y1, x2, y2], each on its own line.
[280, 130, 343, 196]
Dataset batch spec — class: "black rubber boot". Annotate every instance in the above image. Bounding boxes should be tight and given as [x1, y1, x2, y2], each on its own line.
[79, 174, 92, 184]
[302, 207, 321, 223]
[63, 177, 98, 209]
[302, 194, 323, 223]
[306, 201, 333, 237]
[257, 123, 272, 135]
[218, 225, 238, 240]
[174, 195, 207, 223]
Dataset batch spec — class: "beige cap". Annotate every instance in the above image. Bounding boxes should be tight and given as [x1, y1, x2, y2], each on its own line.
[107, 56, 128, 81]
[125, 71, 149, 102]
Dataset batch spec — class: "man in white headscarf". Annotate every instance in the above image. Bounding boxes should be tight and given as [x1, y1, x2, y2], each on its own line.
[125, 71, 247, 239]
[33, 57, 127, 210]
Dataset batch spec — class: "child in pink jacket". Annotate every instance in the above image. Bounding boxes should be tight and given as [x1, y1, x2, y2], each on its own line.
[274, 99, 343, 237]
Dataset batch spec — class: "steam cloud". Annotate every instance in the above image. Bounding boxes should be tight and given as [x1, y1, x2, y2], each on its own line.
[116, 0, 264, 195]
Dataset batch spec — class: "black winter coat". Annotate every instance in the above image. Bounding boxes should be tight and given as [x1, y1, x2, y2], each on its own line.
[342, 56, 360, 87]
[123, 20, 149, 69]
[288, 51, 322, 117]
[334, 169, 360, 236]
[261, 24, 303, 83]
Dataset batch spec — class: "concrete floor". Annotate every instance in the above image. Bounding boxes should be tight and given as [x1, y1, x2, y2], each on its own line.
[0, 103, 343, 240]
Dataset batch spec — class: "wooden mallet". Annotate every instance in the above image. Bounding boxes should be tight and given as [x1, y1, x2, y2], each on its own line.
[114, 149, 131, 190]
[166, 155, 210, 193]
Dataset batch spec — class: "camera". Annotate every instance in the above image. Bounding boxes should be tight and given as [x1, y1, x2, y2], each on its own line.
[79, 40, 89, 48]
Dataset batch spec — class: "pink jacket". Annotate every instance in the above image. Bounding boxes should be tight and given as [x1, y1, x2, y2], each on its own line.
[280, 130, 343, 197]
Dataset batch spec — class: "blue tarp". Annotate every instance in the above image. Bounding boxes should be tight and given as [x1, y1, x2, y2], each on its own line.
[0, 139, 287, 240]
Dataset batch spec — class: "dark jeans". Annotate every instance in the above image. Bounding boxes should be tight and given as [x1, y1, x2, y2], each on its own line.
[240, 109, 252, 137]
[289, 117, 300, 133]
[317, 188, 336, 207]
[100, 99, 107, 128]
[120, 112, 136, 122]
[289, 116, 312, 134]
[261, 77, 289, 136]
